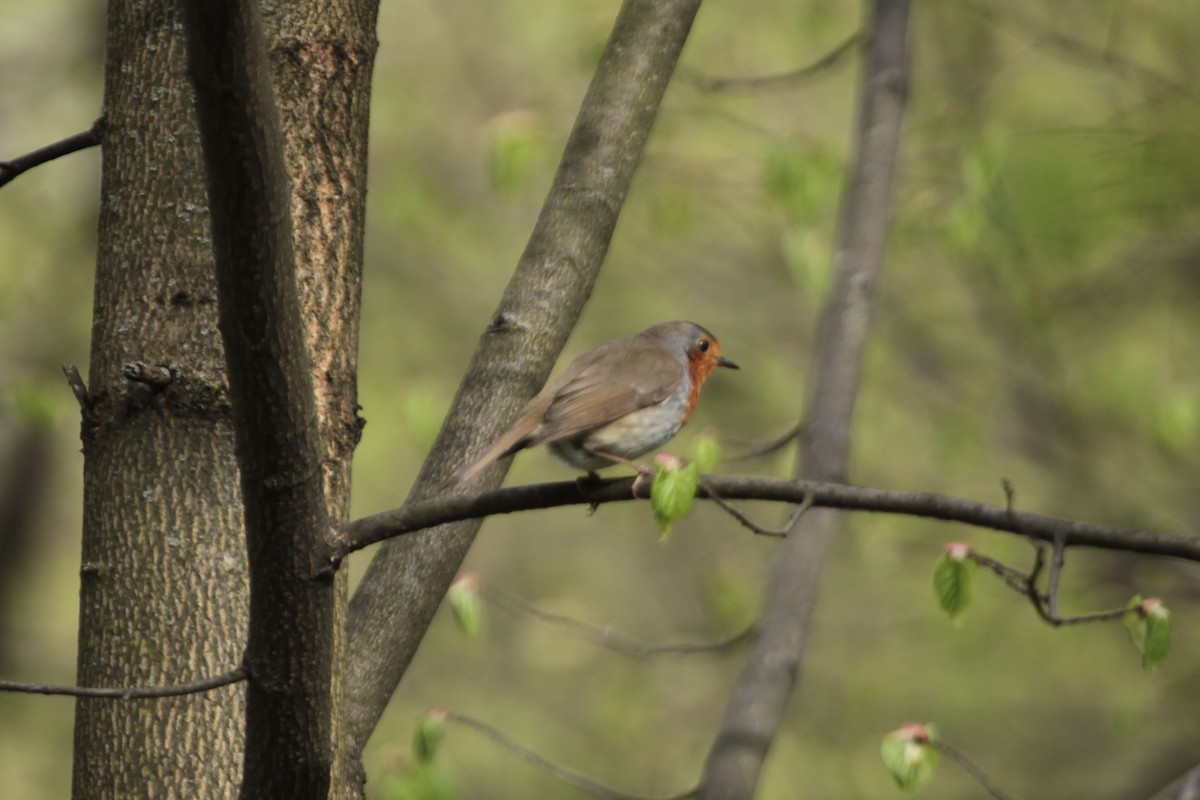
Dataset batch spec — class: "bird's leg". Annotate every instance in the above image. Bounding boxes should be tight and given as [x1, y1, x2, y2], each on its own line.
[585, 449, 654, 496]
[585, 449, 653, 476]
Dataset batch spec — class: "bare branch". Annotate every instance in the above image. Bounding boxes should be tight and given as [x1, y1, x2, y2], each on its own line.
[443, 710, 699, 800]
[335, 475, 1200, 570]
[688, 33, 861, 93]
[0, 116, 105, 188]
[932, 737, 1018, 800]
[700, 478, 812, 538]
[61, 364, 92, 415]
[975, 541, 1133, 627]
[0, 666, 246, 699]
[480, 583, 754, 658]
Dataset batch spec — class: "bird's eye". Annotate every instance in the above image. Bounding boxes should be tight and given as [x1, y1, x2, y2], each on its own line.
[697, 338, 710, 352]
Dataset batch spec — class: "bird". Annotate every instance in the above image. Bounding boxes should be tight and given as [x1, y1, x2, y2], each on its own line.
[444, 320, 738, 489]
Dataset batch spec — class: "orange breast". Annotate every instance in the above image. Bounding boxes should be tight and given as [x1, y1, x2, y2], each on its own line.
[682, 356, 719, 424]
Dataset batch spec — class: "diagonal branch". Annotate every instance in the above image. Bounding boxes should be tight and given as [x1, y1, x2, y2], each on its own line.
[0, 667, 246, 699]
[0, 116, 105, 188]
[344, 0, 708, 753]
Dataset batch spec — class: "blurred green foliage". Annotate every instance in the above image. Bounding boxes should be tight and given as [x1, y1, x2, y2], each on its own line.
[2, 0, 1200, 798]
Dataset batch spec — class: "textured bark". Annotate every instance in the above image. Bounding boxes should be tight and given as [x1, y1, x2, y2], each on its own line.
[700, 1, 911, 797]
[180, 0, 338, 796]
[344, 0, 706, 753]
[71, 0, 247, 795]
[262, 2, 378, 794]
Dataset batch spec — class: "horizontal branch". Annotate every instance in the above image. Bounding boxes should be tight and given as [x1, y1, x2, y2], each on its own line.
[335, 475, 1200, 566]
[0, 116, 105, 188]
[0, 666, 246, 699]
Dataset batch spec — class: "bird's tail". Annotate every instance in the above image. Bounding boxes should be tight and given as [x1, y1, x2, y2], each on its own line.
[440, 424, 533, 491]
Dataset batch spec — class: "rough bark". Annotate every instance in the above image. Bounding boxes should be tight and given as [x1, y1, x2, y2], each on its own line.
[179, 0, 337, 796]
[344, 0, 706, 753]
[262, 2, 378, 793]
[71, 0, 247, 795]
[700, 1, 911, 797]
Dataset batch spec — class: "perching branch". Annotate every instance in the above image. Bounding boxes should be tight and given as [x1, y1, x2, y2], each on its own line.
[442, 710, 699, 800]
[0, 116, 105, 188]
[0, 667, 246, 699]
[332, 475, 1200, 566]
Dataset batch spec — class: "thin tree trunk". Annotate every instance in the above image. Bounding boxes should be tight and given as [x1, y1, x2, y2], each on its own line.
[180, 0, 338, 794]
[71, 0, 247, 795]
[262, 3, 379, 794]
[700, 1, 911, 797]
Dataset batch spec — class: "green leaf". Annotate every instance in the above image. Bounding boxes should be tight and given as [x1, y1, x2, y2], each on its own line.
[690, 432, 722, 474]
[413, 708, 449, 764]
[447, 574, 484, 638]
[651, 456, 699, 540]
[932, 543, 976, 622]
[378, 761, 456, 800]
[1142, 602, 1171, 670]
[881, 723, 939, 795]
[1125, 596, 1171, 670]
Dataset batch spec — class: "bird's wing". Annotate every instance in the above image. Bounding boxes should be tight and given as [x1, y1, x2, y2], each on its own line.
[532, 338, 684, 445]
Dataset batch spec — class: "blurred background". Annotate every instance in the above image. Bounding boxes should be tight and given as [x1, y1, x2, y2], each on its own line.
[2, 0, 1199, 797]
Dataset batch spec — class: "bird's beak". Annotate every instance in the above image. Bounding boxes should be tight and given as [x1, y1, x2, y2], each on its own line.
[717, 356, 739, 370]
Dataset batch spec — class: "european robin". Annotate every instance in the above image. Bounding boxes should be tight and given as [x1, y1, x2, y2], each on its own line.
[444, 321, 738, 488]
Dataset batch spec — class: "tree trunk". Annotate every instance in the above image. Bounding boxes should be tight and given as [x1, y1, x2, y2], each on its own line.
[262, 3, 377, 794]
[71, 0, 247, 795]
[73, 0, 377, 795]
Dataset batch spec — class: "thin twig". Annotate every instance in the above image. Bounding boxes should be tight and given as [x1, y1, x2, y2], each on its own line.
[445, 711, 699, 800]
[61, 364, 91, 415]
[689, 32, 862, 92]
[976, 527, 1132, 627]
[725, 422, 804, 461]
[970, 552, 1033, 595]
[967, 1, 1191, 99]
[480, 584, 754, 658]
[0, 116, 105, 188]
[0, 666, 247, 699]
[1047, 533, 1066, 619]
[932, 738, 1018, 800]
[700, 478, 812, 538]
